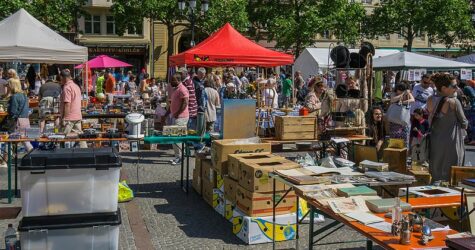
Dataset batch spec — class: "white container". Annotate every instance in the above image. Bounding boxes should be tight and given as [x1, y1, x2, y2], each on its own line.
[20, 148, 121, 217]
[19, 210, 121, 250]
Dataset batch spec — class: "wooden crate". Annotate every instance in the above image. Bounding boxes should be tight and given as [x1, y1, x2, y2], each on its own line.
[383, 148, 407, 174]
[274, 116, 316, 140]
[450, 166, 475, 186]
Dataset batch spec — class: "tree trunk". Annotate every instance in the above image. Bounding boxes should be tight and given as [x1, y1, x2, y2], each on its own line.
[406, 26, 414, 52]
[166, 22, 175, 81]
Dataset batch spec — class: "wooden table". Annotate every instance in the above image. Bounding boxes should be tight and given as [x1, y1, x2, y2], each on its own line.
[407, 196, 461, 210]
[307, 199, 458, 250]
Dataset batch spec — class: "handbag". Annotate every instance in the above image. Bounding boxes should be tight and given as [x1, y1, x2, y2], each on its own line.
[386, 101, 411, 127]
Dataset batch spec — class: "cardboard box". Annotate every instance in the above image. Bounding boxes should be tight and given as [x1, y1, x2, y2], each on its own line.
[383, 148, 408, 173]
[217, 173, 224, 192]
[224, 177, 238, 204]
[232, 208, 296, 245]
[225, 199, 236, 222]
[228, 153, 286, 180]
[214, 189, 225, 217]
[202, 180, 221, 208]
[192, 169, 202, 195]
[211, 139, 271, 174]
[239, 159, 299, 192]
[201, 159, 216, 188]
[236, 185, 296, 217]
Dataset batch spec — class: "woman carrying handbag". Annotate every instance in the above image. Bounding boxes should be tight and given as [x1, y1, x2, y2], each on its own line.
[387, 82, 415, 147]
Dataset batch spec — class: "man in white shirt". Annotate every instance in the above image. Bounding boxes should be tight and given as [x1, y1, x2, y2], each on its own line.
[411, 73, 434, 113]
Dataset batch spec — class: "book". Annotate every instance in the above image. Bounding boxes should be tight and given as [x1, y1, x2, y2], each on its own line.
[328, 197, 369, 214]
[360, 160, 388, 172]
[462, 179, 475, 188]
[344, 212, 385, 225]
[337, 186, 378, 197]
[365, 198, 412, 213]
[445, 237, 475, 250]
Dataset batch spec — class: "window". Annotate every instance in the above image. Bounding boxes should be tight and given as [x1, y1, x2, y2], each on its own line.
[384, 34, 390, 40]
[84, 14, 101, 34]
[127, 23, 143, 35]
[320, 30, 330, 39]
[106, 16, 115, 34]
[361, 0, 372, 4]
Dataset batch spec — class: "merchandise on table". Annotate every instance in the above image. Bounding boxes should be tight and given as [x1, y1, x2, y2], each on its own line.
[18, 209, 121, 250]
[232, 208, 296, 245]
[274, 116, 317, 140]
[336, 186, 378, 197]
[365, 198, 412, 213]
[19, 148, 121, 217]
[236, 185, 296, 217]
[211, 139, 271, 175]
[382, 148, 408, 173]
[398, 185, 460, 198]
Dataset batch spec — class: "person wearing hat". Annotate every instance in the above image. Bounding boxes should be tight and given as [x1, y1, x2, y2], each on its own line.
[411, 73, 434, 114]
[59, 70, 87, 148]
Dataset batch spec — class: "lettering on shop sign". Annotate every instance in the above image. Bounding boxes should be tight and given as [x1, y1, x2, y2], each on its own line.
[233, 149, 265, 154]
[88, 47, 145, 55]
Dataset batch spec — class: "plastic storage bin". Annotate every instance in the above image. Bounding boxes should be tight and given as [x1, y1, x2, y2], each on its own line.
[19, 209, 121, 250]
[20, 148, 122, 217]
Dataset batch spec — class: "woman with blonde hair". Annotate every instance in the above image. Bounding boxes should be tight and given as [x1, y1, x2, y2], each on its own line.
[7, 77, 33, 151]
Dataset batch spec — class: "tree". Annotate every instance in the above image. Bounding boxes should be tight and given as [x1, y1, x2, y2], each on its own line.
[0, 0, 86, 33]
[250, 0, 366, 57]
[112, 0, 250, 74]
[367, 0, 474, 52]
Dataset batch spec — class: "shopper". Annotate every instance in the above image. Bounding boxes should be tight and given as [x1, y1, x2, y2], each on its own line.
[282, 73, 293, 107]
[95, 70, 105, 95]
[59, 70, 87, 148]
[411, 74, 434, 113]
[428, 73, 468, 182]
[38, 77, 61, 134]
[388, 82, 414, 147]
[167, 73, 189, 165]
[7, 77, 33, 151]
[105, 70, 116, 94]
[140, 73, 150, 99]
[410, 108, 430, 162]
[180, 67, 198, 128]
[204, 76, 220, 132]
[240, 71, 250, 91]
[304, 81, 321, 114]
[366, 106, 386, 156]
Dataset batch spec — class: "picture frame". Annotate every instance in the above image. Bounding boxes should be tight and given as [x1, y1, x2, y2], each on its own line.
[465, 192, 475, 234]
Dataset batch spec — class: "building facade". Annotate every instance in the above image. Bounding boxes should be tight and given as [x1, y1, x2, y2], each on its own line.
[77, 0, 151, 75]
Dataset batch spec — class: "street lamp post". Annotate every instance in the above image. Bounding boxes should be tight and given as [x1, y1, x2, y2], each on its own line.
[178, 0, 209, 47]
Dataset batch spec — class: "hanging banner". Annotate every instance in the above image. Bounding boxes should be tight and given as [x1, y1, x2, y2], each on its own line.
[461, 69, 472, 80]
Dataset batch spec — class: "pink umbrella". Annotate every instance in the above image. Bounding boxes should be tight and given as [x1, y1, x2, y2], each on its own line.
[74, 55, 132, 69]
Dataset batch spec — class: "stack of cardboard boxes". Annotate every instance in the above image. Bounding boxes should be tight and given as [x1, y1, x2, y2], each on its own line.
[193, 139, 300, 244]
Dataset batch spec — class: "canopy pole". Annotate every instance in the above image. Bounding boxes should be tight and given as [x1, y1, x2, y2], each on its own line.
[291, 65, 295, 106]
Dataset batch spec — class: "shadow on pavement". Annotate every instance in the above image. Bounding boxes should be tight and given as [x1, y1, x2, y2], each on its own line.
[129, 181, 246, 245]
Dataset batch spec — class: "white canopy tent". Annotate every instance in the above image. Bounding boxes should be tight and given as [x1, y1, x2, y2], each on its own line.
[373, 51, 475, 70]
[294, 48, 400, 79]
[0, 8, 87, 64]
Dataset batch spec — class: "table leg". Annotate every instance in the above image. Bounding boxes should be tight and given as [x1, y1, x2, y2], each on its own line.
[272, 178, 276, 250]
[14, 143, 18, 197]
[180, 142, 184, 190]
[366, 239, 373, 250]
[405, 184, 409, 203]
[186, 143, 189, 194]
[308, 205, 315, 250]
[7, 142, 12, 204]
[296, 196, 300, 250]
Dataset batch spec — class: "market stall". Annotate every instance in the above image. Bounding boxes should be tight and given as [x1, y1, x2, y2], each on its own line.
[373, 51, 475, 71]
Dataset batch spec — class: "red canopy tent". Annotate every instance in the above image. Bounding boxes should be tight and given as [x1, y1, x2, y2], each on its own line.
[169, 23, 294, 67]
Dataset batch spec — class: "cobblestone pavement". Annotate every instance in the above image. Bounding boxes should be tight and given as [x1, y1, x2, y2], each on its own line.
[12, 146, 469, 249]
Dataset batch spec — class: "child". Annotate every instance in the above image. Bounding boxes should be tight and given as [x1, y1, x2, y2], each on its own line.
[411, 108, 430, 163]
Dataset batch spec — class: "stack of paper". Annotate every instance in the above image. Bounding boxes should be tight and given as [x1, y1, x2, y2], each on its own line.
[328, 197, 369, 214]
[345, 212, 385, 225]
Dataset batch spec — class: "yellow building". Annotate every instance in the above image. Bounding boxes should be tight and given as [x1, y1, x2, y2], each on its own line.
[77, 0, 151, 74]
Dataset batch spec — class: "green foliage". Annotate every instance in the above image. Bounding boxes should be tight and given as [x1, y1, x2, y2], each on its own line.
[250, 0, 366, 56]
[200, 0, 249, 34]
[0, 0, 86, 33]
[367, 0, 475, 51]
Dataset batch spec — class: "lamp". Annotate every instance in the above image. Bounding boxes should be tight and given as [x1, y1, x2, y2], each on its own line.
[178, 0, 186, 11]
[202, 0, 209, 12]
[189, 0, 197, 9]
